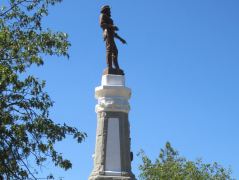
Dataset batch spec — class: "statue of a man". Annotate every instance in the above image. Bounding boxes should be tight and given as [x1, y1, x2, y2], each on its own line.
[100, 5, 127, 75]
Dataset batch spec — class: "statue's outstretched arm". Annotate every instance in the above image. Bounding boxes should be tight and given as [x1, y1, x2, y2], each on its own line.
[115, 33, 127, 44]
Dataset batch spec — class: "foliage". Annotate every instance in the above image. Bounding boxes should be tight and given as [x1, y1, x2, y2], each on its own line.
[0, 0, 86, 179]
[138, 142, 234, 180]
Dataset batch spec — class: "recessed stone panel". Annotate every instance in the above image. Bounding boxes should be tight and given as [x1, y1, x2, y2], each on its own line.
[105, 118, 121, 172]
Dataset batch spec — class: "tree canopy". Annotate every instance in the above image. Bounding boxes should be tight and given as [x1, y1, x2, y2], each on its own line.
[0, 0, 86, 179]
[139, 142, 234, 180]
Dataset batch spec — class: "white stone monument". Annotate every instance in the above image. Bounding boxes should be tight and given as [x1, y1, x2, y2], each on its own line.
[89, 74, 136, 180]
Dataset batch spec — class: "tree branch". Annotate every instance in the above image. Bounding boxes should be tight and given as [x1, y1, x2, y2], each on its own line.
[0, 0, 28, 17]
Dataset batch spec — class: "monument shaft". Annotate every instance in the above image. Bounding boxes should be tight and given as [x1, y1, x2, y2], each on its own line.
[89, 75, 135, 180]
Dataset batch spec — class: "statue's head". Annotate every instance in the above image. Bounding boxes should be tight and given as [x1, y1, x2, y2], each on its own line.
[101, 5, 111, 16]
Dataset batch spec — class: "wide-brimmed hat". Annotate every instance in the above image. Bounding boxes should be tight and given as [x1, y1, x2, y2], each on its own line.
[101, 5, 110, 13]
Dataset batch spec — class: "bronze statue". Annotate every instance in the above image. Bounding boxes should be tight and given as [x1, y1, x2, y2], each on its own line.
[100, 5, 127, 75]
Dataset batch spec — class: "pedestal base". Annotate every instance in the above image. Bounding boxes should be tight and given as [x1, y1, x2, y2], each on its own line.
[89, 171, 136, 180]
[89, 175, 134, 180]
[103, 67, 124, 75]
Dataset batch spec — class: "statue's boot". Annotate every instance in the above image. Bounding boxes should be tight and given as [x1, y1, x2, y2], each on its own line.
[113, 58, 124, 75]
[106, 52, 113, 69]
[113, 57, 120, 70]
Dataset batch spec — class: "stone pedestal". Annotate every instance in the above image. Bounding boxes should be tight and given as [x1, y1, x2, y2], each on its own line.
[89, 74, 136, 180]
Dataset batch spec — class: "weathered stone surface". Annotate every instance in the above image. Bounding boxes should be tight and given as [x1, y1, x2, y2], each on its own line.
[95, 75, 131, 113]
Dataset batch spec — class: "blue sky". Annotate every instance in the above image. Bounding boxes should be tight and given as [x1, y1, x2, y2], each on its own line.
[25, 0, 239, 179]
